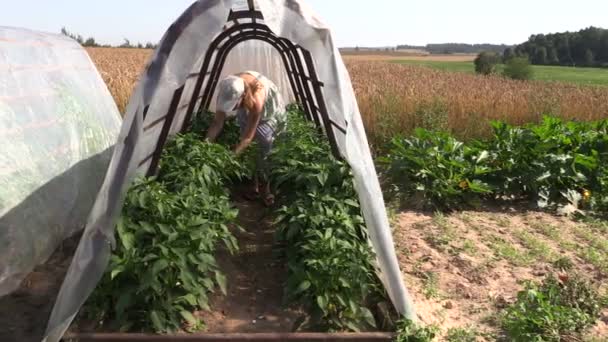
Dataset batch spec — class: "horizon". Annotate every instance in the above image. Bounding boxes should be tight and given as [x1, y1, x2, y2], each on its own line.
[0, 1, 607, 48]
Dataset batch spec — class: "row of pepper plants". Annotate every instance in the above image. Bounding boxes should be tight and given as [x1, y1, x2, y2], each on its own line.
[82, 107, 387, 333]
[82, 117, 250, 332]
[268, 107, 386, 331]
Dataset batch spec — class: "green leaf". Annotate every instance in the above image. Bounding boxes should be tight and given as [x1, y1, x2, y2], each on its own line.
[150, 310, 164, 332]
[180, 311, 197, 325]
[182, 294, 197, 306]
[536, 171, 551, 182]
[111, 268, 123, 280]
[140, 221, 156, 233]
[215, 271, 227, 295]
[157, 223, 173, 235]
[120, 232, 135, 251]
[476, 150, 490, 163]
[152, 259, 169, 276]
[317, 295, 327, 313]
[361, 307, 377, 328]
[295, 280, 311, 294]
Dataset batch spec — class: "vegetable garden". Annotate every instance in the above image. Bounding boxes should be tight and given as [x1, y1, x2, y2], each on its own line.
[65, 108, 608, 341]
[71, 106, 394, 336]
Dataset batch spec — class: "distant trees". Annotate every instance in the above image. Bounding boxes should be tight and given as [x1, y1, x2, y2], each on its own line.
[503, 57, 533, 80]
[60, 27, 157, 49]
[503, 48, 516, 63]
[474, 51, 500, 75]
[513, 26, 608, 67]
[396, 43, 512, 55]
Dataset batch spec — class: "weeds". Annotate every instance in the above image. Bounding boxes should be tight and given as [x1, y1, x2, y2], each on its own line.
[501, 273, 606, 341]
[394, 318, 439, 342]
[445, 327, 478, 342]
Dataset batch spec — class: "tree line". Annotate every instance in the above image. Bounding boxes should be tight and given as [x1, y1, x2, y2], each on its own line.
[396, 43, 512, 54]
[60, 27, 158, 49]
[507, 26, 608, 67]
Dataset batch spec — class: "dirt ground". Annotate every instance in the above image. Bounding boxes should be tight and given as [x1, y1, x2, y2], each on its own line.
[0, 192, 303, 341]
[0, 235, 79, 342]
[392, 204, 608, 340]
[196, 191, 304, 332]
[3, 197, 608, 341]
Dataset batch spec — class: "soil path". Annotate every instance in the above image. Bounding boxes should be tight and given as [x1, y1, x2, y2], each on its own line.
[197, 192, 302, 332]
[0, 193, 301, 341]
[0, 236, 78, 342]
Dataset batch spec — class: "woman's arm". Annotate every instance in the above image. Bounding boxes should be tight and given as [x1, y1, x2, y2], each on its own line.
[234, 91, 265, 154]
[205, 111, 226, 142]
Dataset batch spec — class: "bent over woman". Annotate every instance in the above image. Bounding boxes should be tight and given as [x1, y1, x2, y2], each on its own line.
[205, 70, 287, 206]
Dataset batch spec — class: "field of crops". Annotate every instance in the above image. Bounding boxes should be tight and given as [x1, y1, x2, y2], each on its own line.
[86, 48, 608, 148]
[79, 47, 608, 341]
[393, 60, 608, 86]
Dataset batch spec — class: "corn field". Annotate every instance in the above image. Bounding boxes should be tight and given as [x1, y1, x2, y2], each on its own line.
[86, 48, 608, 146]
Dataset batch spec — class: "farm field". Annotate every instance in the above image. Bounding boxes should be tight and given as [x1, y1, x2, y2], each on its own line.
[393, 59, 608, 86]
[341, 52, 476, 62]
[43, 47, 606, 340]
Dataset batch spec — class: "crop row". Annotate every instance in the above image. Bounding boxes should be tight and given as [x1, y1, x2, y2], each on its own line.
[380, 116, 608, 216]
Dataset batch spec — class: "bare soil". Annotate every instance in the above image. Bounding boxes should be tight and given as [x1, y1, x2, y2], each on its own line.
[0, 235, 79, 342]
[392, 206, 608, 340]
[196, 191, 304, 332]
[3, 198, 608, 341]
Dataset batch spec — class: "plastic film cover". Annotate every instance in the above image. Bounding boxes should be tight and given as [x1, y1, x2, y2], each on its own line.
[44, 1, 416, 340]
[0, 26, 121, 296]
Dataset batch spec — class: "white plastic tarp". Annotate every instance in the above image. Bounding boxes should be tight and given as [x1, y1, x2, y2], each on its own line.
[0, 27, 122, 296]
[44, 1, 415, 340]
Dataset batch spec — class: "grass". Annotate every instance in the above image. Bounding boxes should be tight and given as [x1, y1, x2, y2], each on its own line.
[421, 271, 441, 299]
[445, 327, 478, 342]
[513, 230, 556, 262]
[488, 235, 533, 267]
[393, 60, 608, 86]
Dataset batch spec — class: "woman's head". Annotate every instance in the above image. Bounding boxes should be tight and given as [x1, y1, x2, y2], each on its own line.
[217, 75, 245, 113]
[217, 74, 263, 113]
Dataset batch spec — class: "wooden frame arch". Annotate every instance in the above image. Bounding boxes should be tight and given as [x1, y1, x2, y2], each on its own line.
[141, 2, 346, 177]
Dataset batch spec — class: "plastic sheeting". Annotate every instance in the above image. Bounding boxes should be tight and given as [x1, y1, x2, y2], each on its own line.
[209, 40, 296, 113]
[44, 1, 416, 340]
[0, 27, 122, 296]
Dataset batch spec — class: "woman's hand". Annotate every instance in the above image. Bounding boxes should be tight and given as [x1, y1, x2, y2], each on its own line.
[233, 139, 252, 155]
[206, 111, 226, 142]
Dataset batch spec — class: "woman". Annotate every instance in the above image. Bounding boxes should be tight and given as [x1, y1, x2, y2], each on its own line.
[206, 71, 286, 206]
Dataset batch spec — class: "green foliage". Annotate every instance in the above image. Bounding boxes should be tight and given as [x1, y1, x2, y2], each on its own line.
[445, 327, 478, 342]
[190, 110, 242, 147]
[394, 319, 439, 342]
[485, 117, 608, 213]
[503, 48, 516, 63]
[514, 27, 608, 67]
[533, 47, 548, 65]
[379, 116, 608, 215]
[270, 108, 383, 331]
[474, 51, 500, 75]
[503, 57, 534, 80]
[84, 134, 246, 333]
[378, 129, 493, 210]
[502, 274, 606, 341]
[393, 59, 608, 86]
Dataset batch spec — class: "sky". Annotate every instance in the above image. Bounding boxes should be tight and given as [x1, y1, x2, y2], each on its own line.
[0, 0, 606, 47]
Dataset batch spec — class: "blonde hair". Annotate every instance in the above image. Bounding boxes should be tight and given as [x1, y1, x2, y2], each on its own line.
[242, 79, 263, 112]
